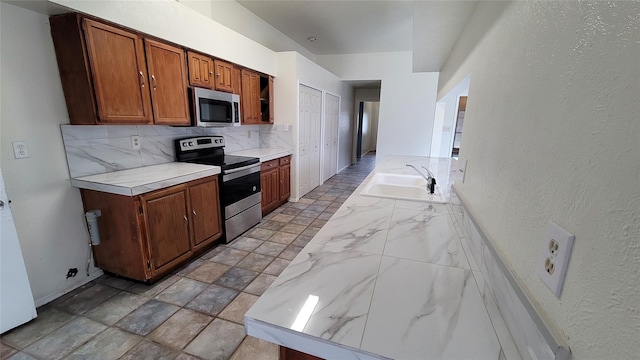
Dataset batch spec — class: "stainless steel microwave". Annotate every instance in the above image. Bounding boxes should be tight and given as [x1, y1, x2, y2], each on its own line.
[190, 87, 241, 127]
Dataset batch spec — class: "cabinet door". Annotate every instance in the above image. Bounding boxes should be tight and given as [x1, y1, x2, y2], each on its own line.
[187, 51, 214, 89]
[214, 60, 234, 93]
[145, 39, 190, 126]
[232, 66, 242, 95]
[241, 69, 260, 124]
[260, 169, 279, 215]
[83, 19, 153, 124]
[279, 163, 291, 203]
[189, 177, 222, 249]
[141, 186, 192, 272]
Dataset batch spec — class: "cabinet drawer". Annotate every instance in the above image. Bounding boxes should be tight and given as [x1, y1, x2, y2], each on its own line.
[261, 159, 279, 172]
[279, 156, 291, 166]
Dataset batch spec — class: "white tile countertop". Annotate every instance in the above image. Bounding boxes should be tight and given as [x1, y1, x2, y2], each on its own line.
[228, 148, 292, 162]
[70, 162, 221, 196]
[245, 156, 507, 359]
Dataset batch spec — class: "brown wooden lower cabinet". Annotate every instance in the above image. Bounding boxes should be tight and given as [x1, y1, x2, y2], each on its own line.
[261, 155, 291, 216]
[279, 346, 323, 360]
[80, 175, 222, 282]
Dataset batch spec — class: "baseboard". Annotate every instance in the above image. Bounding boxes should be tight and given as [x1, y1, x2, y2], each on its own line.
[34, 268, 104, 307]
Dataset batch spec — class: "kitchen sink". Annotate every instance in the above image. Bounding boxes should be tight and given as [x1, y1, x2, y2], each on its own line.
[359, 173, 447, 203]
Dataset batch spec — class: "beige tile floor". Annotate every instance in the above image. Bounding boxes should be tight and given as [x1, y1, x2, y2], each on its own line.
[1, 155, 376, 360]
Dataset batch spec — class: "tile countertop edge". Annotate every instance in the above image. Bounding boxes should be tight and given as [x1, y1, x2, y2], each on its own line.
[245, 317, 388, 360]
[227, 148, 292, 162]
[70, 165, 221, 196]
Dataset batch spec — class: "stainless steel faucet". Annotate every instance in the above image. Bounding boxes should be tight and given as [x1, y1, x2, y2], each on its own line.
[405, 164, 437, 194]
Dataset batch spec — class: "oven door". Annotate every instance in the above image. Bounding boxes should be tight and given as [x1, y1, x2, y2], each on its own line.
[221, 164, 261, 209]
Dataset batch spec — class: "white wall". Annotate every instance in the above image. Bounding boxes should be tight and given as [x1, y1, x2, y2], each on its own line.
[438, 1, 640, 358]
[317, 52, 438, 161]
[430, 75, 469, 157]
[1, 3, 103, 305]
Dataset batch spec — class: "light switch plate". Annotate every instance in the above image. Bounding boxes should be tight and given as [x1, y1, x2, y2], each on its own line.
[12, 141, 30, 159]
[538, 221, 574, 298]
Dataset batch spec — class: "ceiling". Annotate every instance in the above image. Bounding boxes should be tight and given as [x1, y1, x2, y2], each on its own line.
[237, 0, 478, 72]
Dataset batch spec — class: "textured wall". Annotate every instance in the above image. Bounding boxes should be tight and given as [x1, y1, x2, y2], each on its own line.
[1, 3, 103, 305]
[438, 1, 640, 358]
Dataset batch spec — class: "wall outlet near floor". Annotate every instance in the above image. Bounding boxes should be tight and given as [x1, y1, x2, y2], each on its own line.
[131, 135, 141, 150]
[538, 221, 574, 298]
[12, 141, 30, 159]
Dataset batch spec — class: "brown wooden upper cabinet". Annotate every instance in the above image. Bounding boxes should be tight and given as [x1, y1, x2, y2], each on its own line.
[50, 14, 190, 126]
[144, 39, 190, 125]
[241, 69, 261, 124]
[187, 51, 214, 89]
[214, 59, 234, 93]
[241, 69, 274, 124]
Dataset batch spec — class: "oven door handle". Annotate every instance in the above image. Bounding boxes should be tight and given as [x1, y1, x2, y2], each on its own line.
[222, 163, 261, 182]
[224, 163, 260, 175]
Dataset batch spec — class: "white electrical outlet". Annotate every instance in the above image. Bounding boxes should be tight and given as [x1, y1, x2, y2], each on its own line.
[12, 141, 30, 159]
[131, 135, 141, 150]
[538, 221, 574, 298]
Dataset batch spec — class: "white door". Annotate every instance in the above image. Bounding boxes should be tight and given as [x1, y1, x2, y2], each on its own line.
[323, 93, 340, 182]
[1, 168, 37, 333]
[298, 85, 322, 196]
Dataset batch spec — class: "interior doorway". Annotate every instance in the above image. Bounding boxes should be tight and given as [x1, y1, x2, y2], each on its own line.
[451, 96, 467, 157]
[356, 101, 380, 159]
[429, 75, 470, 158]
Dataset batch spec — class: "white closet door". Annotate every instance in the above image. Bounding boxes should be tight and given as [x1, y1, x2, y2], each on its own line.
[323, 93, 339, 182]
[308, 87, 322, 190]
[298, 85, 322, 196]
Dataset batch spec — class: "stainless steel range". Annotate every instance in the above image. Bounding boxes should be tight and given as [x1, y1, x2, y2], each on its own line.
[175, 136, 261, 243]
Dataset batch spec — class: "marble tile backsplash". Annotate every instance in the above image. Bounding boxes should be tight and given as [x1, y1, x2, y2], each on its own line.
[449, 188, 561, 360]
[259, 124, 293, 150]
[61, 125, 289, 178]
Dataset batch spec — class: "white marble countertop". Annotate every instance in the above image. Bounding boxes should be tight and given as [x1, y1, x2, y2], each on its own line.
[228, 148, 292, 162]
[70, 162, 221, 196]
[245, 155, 504, 359]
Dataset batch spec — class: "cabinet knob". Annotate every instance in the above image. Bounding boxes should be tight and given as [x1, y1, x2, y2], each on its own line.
[183, 215, 188, 228]
[151, 75, 157, 90]
[139, 71, 145, 88]
[209, 71, 213, 75]
[217, 73, 221, 78]
[192, 210, 197, 222]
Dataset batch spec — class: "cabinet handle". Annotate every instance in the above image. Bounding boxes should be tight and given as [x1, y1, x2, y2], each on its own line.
[183, 215, 188, 228]
[139, 71, 145, 88]
[192, 210, 197, 222]
[217, 73, 221, 78]
[209, 71, 213, 75]
[151, 75, 157, 90]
